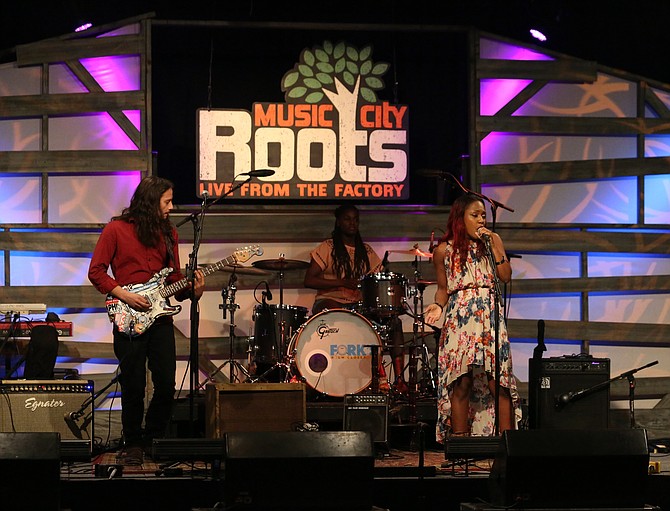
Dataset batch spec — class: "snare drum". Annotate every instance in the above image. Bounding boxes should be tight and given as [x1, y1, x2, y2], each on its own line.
[288, 309, 382, 397]
[360, 272, 407, 316]
[252, 304, 308, 364]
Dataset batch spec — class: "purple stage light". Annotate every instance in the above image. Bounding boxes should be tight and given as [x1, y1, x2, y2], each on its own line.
[74, 22, 92, 33]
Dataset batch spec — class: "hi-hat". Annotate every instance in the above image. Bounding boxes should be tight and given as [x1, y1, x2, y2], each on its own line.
[253, 258, 310, 272]
[199, 263, 270, 276]
[389, 247, 432, 258]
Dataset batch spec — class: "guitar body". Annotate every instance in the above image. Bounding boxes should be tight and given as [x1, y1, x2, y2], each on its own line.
[104, 245, 263, 338]
[106, 268, 181, 337]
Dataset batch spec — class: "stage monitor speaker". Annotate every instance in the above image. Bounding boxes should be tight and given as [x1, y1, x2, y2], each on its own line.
[343, 393, 388, 444]
[0, 379, 94, 452]
[224, 430, 374, 510]
[206, 383, 306, 438]
[0, 432, 60, 510]
[528, 356, 610, 429]
[489, 429, 649, 509]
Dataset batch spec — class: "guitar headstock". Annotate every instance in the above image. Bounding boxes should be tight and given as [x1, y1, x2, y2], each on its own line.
[233, 245, 264, 264]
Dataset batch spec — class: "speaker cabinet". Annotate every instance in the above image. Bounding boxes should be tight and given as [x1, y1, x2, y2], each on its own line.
[528, 356, 610, 429]
[489, 429, 649, 508]
[224, 431, 374, 510]
[343, 393, 388, 444]
[0, 380, 94, 451]
[0, 432, 60, 510]
[206, 383, 306, 438]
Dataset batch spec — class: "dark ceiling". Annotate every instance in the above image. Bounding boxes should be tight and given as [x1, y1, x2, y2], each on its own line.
[2, 0, 670, 84]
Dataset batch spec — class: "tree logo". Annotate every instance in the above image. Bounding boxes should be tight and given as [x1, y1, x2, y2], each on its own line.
[198, 40, 409, 200]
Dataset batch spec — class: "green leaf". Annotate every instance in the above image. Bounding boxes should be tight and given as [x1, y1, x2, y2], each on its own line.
[346, 61, 359, 74]
[288, 86, 307, 99]
[316, 72, 334, 85]
[346, 46, 359, 61]
[282, 71, 300, 89]
[298, 64, 314, 77]
[360, 60, 372, 75]
[304, 78, 322, 89]
[315, 49, 329, 62]
[305, 91, 325, 103]
[334, 42, 346, 59]
[316, 62, 334, 73]
[323, 40, 334, 55]
[343, 71, 355, 86]
[360, 46, 372, 60]
[364, 76, 384, 89]
[360, 87, 377, 103]
[303, 50, 315, 66]
[371, 62, 390, 76]
[335, 58, 346, 73]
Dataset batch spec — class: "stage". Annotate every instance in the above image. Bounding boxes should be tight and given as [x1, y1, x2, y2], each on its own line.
[49, 426, 670, 511]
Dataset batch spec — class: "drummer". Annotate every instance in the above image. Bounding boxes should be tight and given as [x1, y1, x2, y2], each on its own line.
[304, 204, 409, 396]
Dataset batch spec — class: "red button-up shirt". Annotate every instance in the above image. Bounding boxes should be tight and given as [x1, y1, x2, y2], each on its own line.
[88, 219, 185, 298]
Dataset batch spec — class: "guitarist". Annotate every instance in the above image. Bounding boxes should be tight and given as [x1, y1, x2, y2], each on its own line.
[88, 176, 205, 465]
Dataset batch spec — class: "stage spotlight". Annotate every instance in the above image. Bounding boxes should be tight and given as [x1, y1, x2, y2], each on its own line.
[74, 22, 93, 33]
[529, 28, 547, 42]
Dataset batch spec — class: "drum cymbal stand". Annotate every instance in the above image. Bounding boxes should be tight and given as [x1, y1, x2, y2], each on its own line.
[409, 261, 437, 397]
[200, 271, 251, 387]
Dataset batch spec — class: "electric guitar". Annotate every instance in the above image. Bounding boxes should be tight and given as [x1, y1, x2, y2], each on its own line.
[105, 245, 263, 337]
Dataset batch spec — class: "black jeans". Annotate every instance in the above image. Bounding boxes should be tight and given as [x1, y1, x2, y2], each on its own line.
[113, 321, 176, 448]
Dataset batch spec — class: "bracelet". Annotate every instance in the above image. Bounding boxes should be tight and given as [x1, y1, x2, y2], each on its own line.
[495, 256, 507, 266]
[432, 302, 444, 310]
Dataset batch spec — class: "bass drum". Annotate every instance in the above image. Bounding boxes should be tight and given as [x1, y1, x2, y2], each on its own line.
[289, 309, 381, 397]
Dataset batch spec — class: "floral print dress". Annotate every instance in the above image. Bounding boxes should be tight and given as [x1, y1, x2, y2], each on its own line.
[435, 241, 521, 443]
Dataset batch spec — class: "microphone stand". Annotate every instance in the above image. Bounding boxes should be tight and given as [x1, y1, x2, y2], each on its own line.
[175, 176, 254, 429]
[556, 360, 658, 428]
[64, 376, 116, 442]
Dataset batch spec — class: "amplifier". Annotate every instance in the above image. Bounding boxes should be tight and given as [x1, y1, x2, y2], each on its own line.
[528, 356, 610, 430]
[0, 380, 94, 451]
[344, 393, 388, 444]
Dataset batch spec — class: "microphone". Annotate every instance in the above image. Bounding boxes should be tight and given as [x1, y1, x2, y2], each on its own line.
[64, 412, 83, 440]
[264, 282, 273, 301]
[240, 169, 275, 177]
[428, 230, 435, 253]
[416, 169, 451, 178]
[477, 227, 491, 241]
[555, 392, 573, 408]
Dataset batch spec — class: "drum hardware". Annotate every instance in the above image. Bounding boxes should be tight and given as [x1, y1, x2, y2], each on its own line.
[199, 270, 251, 388]
[251, 256, 310, 383]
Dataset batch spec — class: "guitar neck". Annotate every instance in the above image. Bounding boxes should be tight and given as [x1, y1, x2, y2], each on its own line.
[160, 253, 239, 298]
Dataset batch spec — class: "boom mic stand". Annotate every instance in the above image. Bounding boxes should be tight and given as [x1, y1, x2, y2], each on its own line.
[175, 172, 268, 428]
[64, 376, 116, 442]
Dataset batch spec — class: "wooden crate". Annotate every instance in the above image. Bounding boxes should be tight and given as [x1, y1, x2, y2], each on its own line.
[205, 382, 306, 438]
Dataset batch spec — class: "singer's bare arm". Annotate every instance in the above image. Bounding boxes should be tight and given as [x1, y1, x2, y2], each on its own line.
[476, 227, 511, 283]
[424, 242, 449, 324]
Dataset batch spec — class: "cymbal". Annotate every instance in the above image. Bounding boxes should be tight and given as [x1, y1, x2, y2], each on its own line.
[199, 263, 270, 276]
[389, 247, 432, 258]
[414, 279, 437, 286]
[252, 258, 310, 272]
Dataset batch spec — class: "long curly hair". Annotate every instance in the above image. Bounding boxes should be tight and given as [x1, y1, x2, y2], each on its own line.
[443, 194, 486, 273]
[113, 176, 176, 262]
[331, 204, 371, 279]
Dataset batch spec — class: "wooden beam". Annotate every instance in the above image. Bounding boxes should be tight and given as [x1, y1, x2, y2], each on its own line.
[480, 156, 670, 184]
[508, 319, 670, 345]
[478, 115, 670, 136]
[0, 150, 150, 173]
[0, 91, 145, 117]
[477, 58, 598, 82]
[16, 35, 144, 66]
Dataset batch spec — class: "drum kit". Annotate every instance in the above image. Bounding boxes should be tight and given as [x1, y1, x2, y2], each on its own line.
[210, 247, 439, 403]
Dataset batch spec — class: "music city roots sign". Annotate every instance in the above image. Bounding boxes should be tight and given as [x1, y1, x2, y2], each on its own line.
[197, 40, 409, 200]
